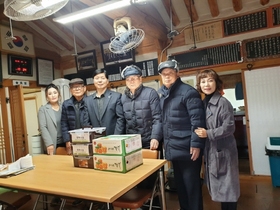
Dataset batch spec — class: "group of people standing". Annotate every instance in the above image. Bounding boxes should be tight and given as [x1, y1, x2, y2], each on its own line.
[38, 58, 240, 210]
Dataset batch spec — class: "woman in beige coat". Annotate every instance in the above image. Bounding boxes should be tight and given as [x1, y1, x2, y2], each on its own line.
[38, 83, 64, 155]
[195, 69, 240, 210]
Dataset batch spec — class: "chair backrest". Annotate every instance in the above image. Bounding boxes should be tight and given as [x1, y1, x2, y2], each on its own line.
[0, 191, 31, 210]
[142, 149, 159, 159]
[56, 147, 68, 155]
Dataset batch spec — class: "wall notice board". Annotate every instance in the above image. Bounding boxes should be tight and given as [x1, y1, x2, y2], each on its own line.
[243, 33, 280, 62]
[272, 4, 280, 26]
[223, 10, 268, 36]
[172, 42, 242, 71]
[106, 58, 158, 82]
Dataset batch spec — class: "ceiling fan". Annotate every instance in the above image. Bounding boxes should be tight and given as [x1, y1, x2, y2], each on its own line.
[109, 17, 145, 54]
[4, 0, 69, 21]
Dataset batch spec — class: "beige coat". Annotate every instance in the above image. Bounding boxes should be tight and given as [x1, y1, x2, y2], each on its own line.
[204, 91, 240, 202]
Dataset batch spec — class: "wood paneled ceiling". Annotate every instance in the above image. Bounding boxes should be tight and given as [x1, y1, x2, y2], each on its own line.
[0, 0, 278, 57]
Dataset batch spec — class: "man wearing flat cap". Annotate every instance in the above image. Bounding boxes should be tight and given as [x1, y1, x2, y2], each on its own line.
[158, 59, 205, 210]
[121, 65, 162, 150]
[121, 65, 162, 191]
[61, 78, 90, 155]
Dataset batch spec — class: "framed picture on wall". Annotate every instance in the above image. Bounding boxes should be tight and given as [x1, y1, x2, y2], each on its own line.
[75, 50, 97, 72]
[36, 58, 54, 86]
[100, 40, 135, 67]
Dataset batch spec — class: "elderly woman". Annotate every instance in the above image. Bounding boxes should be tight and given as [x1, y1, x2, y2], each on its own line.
[195, 69, 240, 210]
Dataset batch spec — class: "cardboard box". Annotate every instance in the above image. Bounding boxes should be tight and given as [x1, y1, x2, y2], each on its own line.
[69, 127, 106, 143]
[72, 144, 93, 156]
[92, 134, 142, 155]
[73, 156, 94, 168]
[93, 150, 143, 173]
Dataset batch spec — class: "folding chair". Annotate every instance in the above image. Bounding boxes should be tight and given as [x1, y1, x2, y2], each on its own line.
[113, 149, 162, 210]
[0, 191, 31, 210]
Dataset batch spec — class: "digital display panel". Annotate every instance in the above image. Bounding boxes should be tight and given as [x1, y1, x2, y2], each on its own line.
[8, 54, 33, 76]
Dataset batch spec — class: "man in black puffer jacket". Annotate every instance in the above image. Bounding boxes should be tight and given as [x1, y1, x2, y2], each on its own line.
[61, 78, 90, 154]
[121, 65, 162, 150]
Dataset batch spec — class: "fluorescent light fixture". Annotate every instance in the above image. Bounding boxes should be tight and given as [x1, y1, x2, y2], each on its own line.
[53, 0, 131, 24]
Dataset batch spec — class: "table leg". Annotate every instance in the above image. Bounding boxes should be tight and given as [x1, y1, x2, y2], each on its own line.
[106, 202, 114, 210]
[42, 195, 48, 210]
[159, 169, 167, 210]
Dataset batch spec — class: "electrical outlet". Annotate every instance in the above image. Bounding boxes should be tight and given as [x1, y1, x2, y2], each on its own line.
[12, 80, 30, 87]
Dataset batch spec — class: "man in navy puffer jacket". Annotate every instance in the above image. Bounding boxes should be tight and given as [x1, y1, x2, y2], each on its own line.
[121, 65, 162, 150]
[158, 59, 206, 210]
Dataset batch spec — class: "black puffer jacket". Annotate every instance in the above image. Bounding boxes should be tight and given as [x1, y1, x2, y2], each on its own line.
[158, 78, 206, 160]
[61, 96, 90, 142]
[121, 85, 162, 148]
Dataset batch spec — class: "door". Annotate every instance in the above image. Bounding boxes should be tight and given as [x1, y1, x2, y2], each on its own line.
[24, 96, 40, 155]
[9, 85, 29, 160]
[0, 88, 12, 163]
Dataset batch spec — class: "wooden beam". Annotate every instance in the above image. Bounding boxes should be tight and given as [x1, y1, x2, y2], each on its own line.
[48, 15, 87, 49]
[10, 21, 63, 53]
[184, 0, 199, 22]
[162, 0, 181, 27]
[207, 0, 220, 17]
[232, 0, 242, 12]
[73, 1, 112, 40]
[32, 20, 74, 51]
[74, 23, 99, 46]
[260, 0, 270, 5]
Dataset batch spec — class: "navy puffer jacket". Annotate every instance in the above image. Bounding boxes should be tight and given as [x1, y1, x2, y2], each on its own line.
[121, 85, 162, 148]
[158, 78, 206, 160]
[61, 96, 90, 142]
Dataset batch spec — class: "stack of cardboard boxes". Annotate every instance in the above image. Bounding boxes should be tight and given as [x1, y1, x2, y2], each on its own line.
[69, 127, 106, 168]
[69, 129, 144, 173]
[92, 134, 143, 173]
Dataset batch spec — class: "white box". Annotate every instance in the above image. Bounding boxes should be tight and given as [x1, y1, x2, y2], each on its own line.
[69, 127, 106, 143]
[72, 144, 93, 156]
[92, 134, 142, 155]
[93, 150, 143, 173]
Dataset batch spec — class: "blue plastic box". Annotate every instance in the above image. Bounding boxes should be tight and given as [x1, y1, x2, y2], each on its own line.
[268, 156, 280, 187]
[266, 137, 280, 187]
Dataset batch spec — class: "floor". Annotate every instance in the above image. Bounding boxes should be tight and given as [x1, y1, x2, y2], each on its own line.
[17, 158, 280, 210]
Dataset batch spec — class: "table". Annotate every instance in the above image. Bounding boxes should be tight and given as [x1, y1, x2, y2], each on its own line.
[0, 155, 167, 210]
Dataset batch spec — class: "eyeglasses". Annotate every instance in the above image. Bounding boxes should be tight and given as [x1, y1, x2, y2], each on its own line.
[125, 76, 140, 82]
[70, 85, 84, 90]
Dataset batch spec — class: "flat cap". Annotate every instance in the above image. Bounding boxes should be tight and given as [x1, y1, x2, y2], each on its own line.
[69, 78, 84, 86]
[158, 59, 179, 73]
[121, 65, 142, 79]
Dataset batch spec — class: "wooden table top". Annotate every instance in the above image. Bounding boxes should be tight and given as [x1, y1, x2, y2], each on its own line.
[0, 155, 167, 203]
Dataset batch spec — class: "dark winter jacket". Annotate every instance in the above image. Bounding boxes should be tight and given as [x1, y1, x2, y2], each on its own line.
[121, 85, 162, 148]
[61, 95, 90, 142]
[158, 78, 205, 160]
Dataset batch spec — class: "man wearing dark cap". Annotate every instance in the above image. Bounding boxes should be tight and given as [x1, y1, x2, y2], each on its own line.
[121, 64, 162, 150]
[121, 65, 162, 195]
[60, 78, 89, 207]
[158, 59, 206, 210]
[61, 78, 90, 154]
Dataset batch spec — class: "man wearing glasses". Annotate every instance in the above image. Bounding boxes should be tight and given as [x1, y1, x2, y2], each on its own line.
[61, 78, 90, 155]
[121, 65, 162, 151]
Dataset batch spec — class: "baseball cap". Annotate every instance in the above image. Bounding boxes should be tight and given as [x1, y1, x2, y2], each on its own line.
[69, 78, 84, 86]
[158, 59, 179, 73]
[121, 65, 142, 79]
